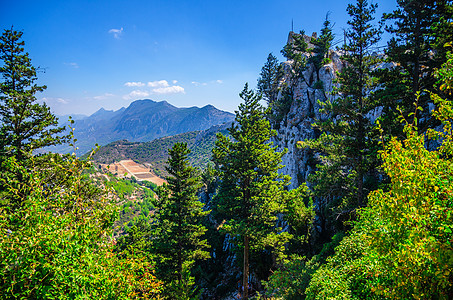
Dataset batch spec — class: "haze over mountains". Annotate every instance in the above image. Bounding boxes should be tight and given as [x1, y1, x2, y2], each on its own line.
[53, 99, 234, 155]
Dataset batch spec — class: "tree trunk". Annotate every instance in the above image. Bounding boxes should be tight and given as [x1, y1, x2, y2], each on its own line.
[242, 235, 250, 299]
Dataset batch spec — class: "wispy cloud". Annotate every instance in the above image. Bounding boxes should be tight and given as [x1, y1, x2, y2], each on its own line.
[172, 80, 178, 84]
[42, 97, 69, 104]
[216, 79, 223, 84]
[148, 80, 169, 88]
[191, 81, 208, 87]
[123, 90, 150, 100]
[108, 27, 123, 39]
[93, 93, 115, 100]
[125, 81, 145, 87]
[64, 62, 79, 69]
[152, 86, 185, 94]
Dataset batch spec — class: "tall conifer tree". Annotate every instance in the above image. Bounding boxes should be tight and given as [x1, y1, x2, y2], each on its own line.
[213, 84, 306, 299]
[299, 0, 381, 220]
[152, 142, 209, 299]
[0, 28, 65, 160]
[257, 53, 283, 105]
[309, 13, 334, 77]
[376, 0, 453, 134]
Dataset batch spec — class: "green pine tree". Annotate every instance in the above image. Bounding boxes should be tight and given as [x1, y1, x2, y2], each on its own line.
[309, 13, 335, 81]
[0, 27, 65, 160]
[299, 0, 382, 224]
[257, 53, 283, 105]
[281, 30, 310, 87]
[375, 0, 453, 134]
[213, 83, 309, 299]
[152, 142, 210, 299]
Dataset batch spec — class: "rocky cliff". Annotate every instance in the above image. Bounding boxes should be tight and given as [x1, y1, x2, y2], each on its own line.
[273, 32, 344, 190]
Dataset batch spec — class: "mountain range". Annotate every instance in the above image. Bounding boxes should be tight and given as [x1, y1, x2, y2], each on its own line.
[52, 99, 234, 155]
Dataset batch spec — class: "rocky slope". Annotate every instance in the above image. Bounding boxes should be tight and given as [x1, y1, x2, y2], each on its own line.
[273, 33, 344, 190]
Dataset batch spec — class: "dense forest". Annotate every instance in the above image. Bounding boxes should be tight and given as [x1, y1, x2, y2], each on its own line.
[1, 0, 453, 299]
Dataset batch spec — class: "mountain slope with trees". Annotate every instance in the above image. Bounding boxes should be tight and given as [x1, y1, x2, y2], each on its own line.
[89, 122, 230, 177]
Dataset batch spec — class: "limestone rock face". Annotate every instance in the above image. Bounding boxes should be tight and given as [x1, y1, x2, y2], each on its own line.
[273, 50, 344, 189]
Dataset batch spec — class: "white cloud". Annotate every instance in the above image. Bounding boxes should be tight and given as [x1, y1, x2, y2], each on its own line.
[148, 80, 169, 88]
[64, 62, 79, 69]
[57, 98, 69, 104]
[42, 97, 69, 104]
[108, 27, 123, 39]
[191, 81, 207, 87]
[124, 81, 145, 87]
[152, 86, 185, 94]
[123, 80, 185, 98]
[216, 79, 223, 84]
[93, 93, 115, 100]
[123, 90, 150, 100]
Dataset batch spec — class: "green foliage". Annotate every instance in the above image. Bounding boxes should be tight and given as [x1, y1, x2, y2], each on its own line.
[0, 27, 65, 160]
[375, 0, 453, 134]
[257, 53, 283, 105]
[152, 142, 210, 298]
[306, 51, 453, 300]
[263, 232, 344, 299]
[96, 174, 156, 234]
[306, 231, 380, 300]
[268, 86, 293, 129]
[263, 254, 320, 300]
[309, 13, 334, 72]
[213, 84, 312, 298]
[105, 175, 137, 199]
[282, 31, 309, 87]
[0, 153, 162, 299]
[299, 0, 382, 219]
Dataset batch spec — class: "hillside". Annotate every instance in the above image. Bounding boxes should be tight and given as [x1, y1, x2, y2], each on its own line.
[89, 122, 230, 177]
[52, 99, 234, 155]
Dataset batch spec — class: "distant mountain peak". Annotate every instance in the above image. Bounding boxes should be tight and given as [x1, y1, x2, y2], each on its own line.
[52, 99, 235, 155]
[92, 107, 109, 114]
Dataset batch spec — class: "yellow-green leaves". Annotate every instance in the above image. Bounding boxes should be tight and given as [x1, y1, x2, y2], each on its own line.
[306, 51, 453, 299]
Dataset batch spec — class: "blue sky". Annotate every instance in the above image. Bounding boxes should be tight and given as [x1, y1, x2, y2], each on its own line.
[1, 0, 396, 116]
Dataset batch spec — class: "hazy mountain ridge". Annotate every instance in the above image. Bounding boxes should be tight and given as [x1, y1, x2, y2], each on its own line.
[51, 99, 234, 155]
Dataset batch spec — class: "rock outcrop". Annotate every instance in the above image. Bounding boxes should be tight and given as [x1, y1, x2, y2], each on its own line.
[273, 32, 344, 189]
